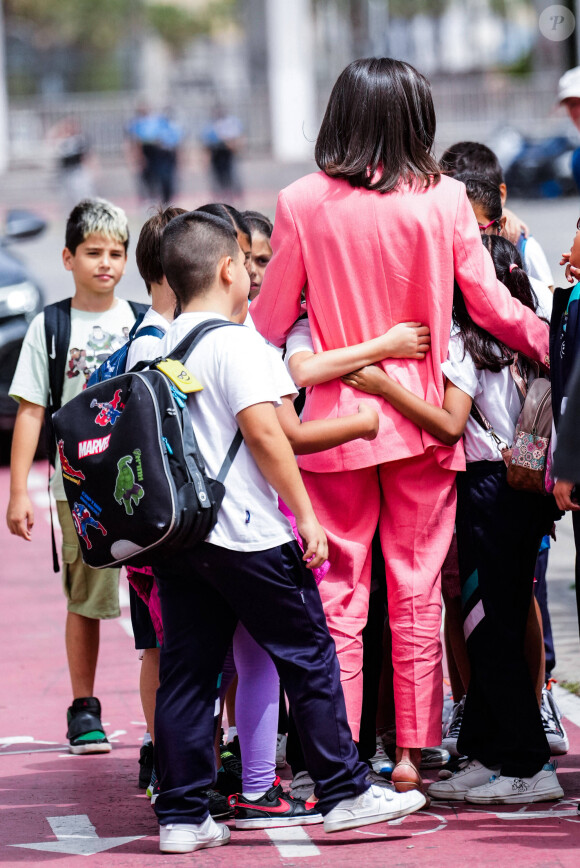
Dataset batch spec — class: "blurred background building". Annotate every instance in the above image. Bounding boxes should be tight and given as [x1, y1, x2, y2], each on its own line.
[0, 1, 579, 169]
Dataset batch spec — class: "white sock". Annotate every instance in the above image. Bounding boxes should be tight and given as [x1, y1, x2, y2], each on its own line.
[227, 726, 238, 742]
[143, 732, 152, 746]
[242, 790, 267, 801]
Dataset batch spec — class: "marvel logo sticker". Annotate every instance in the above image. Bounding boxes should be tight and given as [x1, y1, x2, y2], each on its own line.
[78, 435, 112, 459]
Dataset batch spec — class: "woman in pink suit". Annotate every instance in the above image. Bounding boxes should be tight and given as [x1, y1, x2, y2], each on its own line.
[251, 58, 549, 793]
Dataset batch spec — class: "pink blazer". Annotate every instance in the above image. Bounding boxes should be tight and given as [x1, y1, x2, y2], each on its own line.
[251, 173, 550, 473]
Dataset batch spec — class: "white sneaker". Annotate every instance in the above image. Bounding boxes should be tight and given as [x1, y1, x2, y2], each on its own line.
[427, 759, 499, 801]
[323, 784, 425, 833]
[541, 687, 569, 755]
[441, 695, 466, 757]
[276, 733, 287, 768]
[465, 763, 564, 805]
[159, 816, 230, 853]
[369, 737, 394, 775]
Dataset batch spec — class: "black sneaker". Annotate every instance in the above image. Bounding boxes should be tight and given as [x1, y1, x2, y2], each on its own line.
[214, 748, 243, 796]
[138, 741, 154, 789]
[541, 685, 569, 755]
[66, 697, 111, 755]
[147, 767, 158, 800]
[228, 778, 323, 829]
[441, 695, 465, 757]
[420, 747, 451, 769]
[205, 788, 234, 819]
[225, 734, 241, 758]
[150, 778, 161, 805]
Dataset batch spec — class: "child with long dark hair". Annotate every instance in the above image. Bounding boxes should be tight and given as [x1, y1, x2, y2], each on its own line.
[342, 235, 563, 805]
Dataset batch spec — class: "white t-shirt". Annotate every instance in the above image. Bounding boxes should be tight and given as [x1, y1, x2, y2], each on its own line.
[10, 299, 137, 499]
[157, 311, 295, 552]
[284, 317, 314, 377]
[529, 276, 553, 322]
[517, 234, 554, 288]
[441, 330, 522, 464]
[127, 306, 169, 368]
[246, 306, 284, 356]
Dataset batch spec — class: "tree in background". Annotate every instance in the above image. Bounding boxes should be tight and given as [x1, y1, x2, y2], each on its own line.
[4, 0, 236, 94]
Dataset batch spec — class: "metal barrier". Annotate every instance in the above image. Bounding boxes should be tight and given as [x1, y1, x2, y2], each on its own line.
[7, 73, 572, 166]
[8, 87, 272, 166]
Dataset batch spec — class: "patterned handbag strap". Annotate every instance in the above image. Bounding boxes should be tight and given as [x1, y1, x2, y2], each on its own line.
[509, 352, 527, 404]
[470, 401, 510, 454]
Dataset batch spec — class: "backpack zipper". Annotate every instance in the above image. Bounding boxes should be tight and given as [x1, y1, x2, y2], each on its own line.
[169, 384, 187, 409]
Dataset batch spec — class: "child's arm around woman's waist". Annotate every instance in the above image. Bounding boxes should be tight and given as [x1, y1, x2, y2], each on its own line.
[342, 365, 472, 447]
[288, 321, 430, 388]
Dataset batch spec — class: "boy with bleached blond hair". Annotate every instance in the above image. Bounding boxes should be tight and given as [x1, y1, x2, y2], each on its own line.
[7, 198, 146, 753]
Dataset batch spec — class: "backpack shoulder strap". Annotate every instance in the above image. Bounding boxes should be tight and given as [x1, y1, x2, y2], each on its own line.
[43, 298, 72, 573]
[135, 324, 165, 340]
[169, 320, 245, 483]
[128, 300, 150, 319]
[128, 311, 146, 340]
[168, 319, 244, 363]
[217, 430, 244, 483]
[44, 298, 72, 412]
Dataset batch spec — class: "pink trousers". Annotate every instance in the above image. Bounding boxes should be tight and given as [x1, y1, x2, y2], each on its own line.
[302, 452, 457, 746]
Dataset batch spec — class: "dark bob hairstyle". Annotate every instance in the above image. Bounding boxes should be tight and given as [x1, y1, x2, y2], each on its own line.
[315, 57, 440, 194]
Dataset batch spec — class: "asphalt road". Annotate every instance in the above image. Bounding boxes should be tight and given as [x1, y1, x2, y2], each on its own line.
[0, 463, 579, 867]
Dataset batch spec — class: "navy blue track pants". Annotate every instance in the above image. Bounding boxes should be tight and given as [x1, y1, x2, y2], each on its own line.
[153, 540, 369, 825]
[456, 462, 557, 778]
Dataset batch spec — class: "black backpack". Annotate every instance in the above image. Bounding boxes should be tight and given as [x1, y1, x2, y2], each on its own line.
[52, 319, 243, 569]
[43, 298, 149, 465]
[43, 298, 148, 571]
[549, 285, 580, 430]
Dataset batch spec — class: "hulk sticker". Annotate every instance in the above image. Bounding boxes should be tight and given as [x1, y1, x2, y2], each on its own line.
[114, 455, 144, 516]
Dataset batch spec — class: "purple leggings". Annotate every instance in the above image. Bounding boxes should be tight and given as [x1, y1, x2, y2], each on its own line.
[221, 622, 280, 792]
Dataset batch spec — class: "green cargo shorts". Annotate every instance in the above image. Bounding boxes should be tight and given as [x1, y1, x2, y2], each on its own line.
[56, 500, 120, 619]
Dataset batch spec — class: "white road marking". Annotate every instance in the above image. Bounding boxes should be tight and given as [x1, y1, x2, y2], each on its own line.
[0, 747, 68, 756]
[357, 810, 448, 837]
[119, 617, 134, 638]
[106, 730, 127, 742]
[466, 800, 580, 823]
[9, 814, 145, 855]
[119, 584, 131, 608]
[27, 467, 48, 490]
[0, 736, 59, 747]
[265, 826, 320, 858]
[494, 809, 580, 820]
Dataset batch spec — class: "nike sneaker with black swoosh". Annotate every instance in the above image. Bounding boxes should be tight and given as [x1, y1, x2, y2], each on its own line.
[228, 778, 323, 829]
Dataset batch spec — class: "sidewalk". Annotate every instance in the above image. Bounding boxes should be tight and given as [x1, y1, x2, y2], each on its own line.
[1, 462, 579, 866]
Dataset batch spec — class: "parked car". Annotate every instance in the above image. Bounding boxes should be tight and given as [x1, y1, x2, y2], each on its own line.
[504, 135, 578, 199]
[0, 210, 46, 433]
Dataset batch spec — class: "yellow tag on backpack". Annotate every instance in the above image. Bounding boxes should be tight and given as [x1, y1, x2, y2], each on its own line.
[155, 359, 203, 393]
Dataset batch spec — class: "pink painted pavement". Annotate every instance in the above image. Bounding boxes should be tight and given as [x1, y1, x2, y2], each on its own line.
[1, 463, 579, 867]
